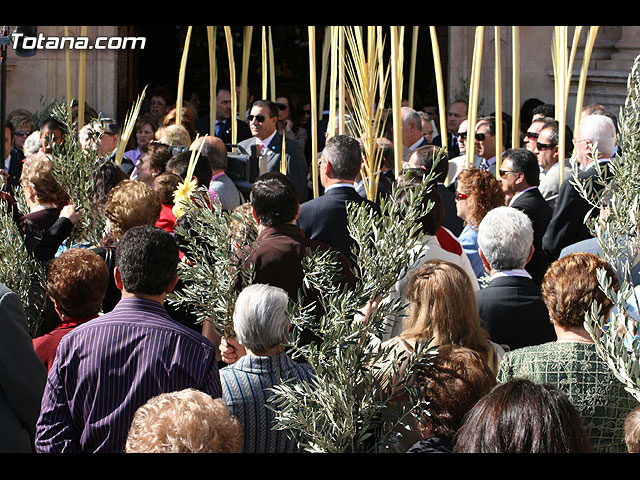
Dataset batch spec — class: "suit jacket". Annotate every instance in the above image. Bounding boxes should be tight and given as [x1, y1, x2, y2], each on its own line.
[510, 187, 552, 285]
[437, 183, 464, 237]
[475, 275, 556, 351]
[542, 161, 611, 262]
[560, 236, 640, 287]
[0, 284, 47, 452]
[196, 115, 252, 145]
[297, 185, 380, 263]
[239, 132, 309, 203]
[432, 131, 460, 159]
[538, 162, 574, 210]
[402, 136, 431, 162]
[4, 147, 24, 197]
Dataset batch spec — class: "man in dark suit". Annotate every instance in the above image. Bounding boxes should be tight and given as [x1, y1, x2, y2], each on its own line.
[216, 172, 354, 364]
[542, 113, 616, 261]
[237, 100, 308, 203]
[195, 87, 252, 145]
[2, 123, 23, 197]
[407, 144, 464, 237]
[401, 107, 431, 163]
[431, 100, 467, 160]
[475, 206, 556, 351]
[297, 134, 379, 263]
[500, 148, 552, 285]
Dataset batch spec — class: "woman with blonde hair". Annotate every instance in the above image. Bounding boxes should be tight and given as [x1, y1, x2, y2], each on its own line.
[377, 260, 503, 452]
[92, 179, 162, 312]
[455, 166, 505, 278]
[393, 259, 504, 374]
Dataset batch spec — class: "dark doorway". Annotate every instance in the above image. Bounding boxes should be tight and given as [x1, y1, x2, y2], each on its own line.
[118, 26, 447, 122]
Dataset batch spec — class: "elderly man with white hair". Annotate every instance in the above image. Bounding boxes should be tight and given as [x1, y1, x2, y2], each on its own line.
[475, 206, 556, 352]
[401, 107, 430, 162]
[219, 283, 315, 453]
[542, 113, 617, 261]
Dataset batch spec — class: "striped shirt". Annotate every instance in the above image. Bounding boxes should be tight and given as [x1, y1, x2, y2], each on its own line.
[221, 352, 314, 453]
[35, 297, 222, 453]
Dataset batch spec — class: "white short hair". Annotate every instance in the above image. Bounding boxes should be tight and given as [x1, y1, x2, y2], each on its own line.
[477, 206, 533, 271]
[233, 284, 290, 354]
[579, 113, 617, 158]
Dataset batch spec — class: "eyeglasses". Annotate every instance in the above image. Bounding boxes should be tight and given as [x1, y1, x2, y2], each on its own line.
[14, 130, 31, 137]
[499, 169, 519, 179]
[475, 132, 490, 141]
[247, 114, 266, 122]
[455, 191, 469, 201]
[457, 132, 467, 140]
[536, 141, 557, 151]
[525, 131, 539, 139]
[276, 103, 288, 111]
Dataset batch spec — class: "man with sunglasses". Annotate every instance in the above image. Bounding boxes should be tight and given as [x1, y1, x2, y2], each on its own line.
[474, 117, 502, 176]
[499, 148, 552, 286]
[535, 120, 574, 209]
[446, 118, 483, 187]
[542, 113, 616, 261]
[238, 99, 308, 203]
[523, 117, 547, 153]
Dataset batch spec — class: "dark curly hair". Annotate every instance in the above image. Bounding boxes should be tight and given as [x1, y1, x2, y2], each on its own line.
[456, 166, 505, 227]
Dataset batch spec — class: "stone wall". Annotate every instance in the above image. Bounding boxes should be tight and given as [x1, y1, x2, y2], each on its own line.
[4, 26, 118, 120]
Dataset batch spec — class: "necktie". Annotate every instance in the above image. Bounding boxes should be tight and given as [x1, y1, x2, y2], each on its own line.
[215, 121, 223, 136]
[479, 159, 489, 171]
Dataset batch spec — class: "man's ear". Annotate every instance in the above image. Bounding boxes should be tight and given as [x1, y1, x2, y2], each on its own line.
[114, 266, 123, 291]
[165, 274, 179, 295]
[251, 206, 260, 225]
[478, 248, 491, 274]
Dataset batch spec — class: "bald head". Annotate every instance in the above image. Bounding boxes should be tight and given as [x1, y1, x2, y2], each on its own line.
[191, 135, 228, 173]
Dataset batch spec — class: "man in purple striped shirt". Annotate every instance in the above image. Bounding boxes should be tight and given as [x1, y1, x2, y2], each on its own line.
[35, 225, 222, 453]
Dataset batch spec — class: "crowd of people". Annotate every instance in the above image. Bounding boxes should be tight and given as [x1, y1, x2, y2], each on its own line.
[2, 82, 640, 454]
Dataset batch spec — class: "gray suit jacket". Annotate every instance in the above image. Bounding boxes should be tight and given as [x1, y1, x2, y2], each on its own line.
[539, 162, 574, 210]
[239, 132, 309, 203]
[0, 284, 47, 452]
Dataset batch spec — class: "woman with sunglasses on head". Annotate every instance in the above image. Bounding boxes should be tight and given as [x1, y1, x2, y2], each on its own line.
[455, 167, 506, 280]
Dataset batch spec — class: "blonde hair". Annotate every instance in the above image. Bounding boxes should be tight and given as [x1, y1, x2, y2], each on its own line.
[20, 154, 67, 205]
[105, 180, 162, 239]
[403, 260, 491, 362]
[625, 406, 640, 453]
[125, 388, 242, 453]
[155, 124, 191, 146]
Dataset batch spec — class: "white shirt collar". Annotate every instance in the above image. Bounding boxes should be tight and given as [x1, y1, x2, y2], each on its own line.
[325, 182, 355, 193]
[508, 186, 537, 206]
[258, 130, 277, 149]
[491, 268, 532, 280]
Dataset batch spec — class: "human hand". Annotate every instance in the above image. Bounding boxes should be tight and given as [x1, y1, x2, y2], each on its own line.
[60, 204, 81, 224]
[219, 336, 246, 364]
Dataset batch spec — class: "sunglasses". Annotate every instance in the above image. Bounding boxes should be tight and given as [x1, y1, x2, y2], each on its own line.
[15, 130, 32, 137]
[475, 132, 490, 141]
[455, 191, 469, 201]
[536, 141, 557, 151]
[457, 132, 467, 140]
[525, 131, 540, 139]
[247, 114, 266, 122]
[276, 103, 289, 111]
[499, 169, 519, 179]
